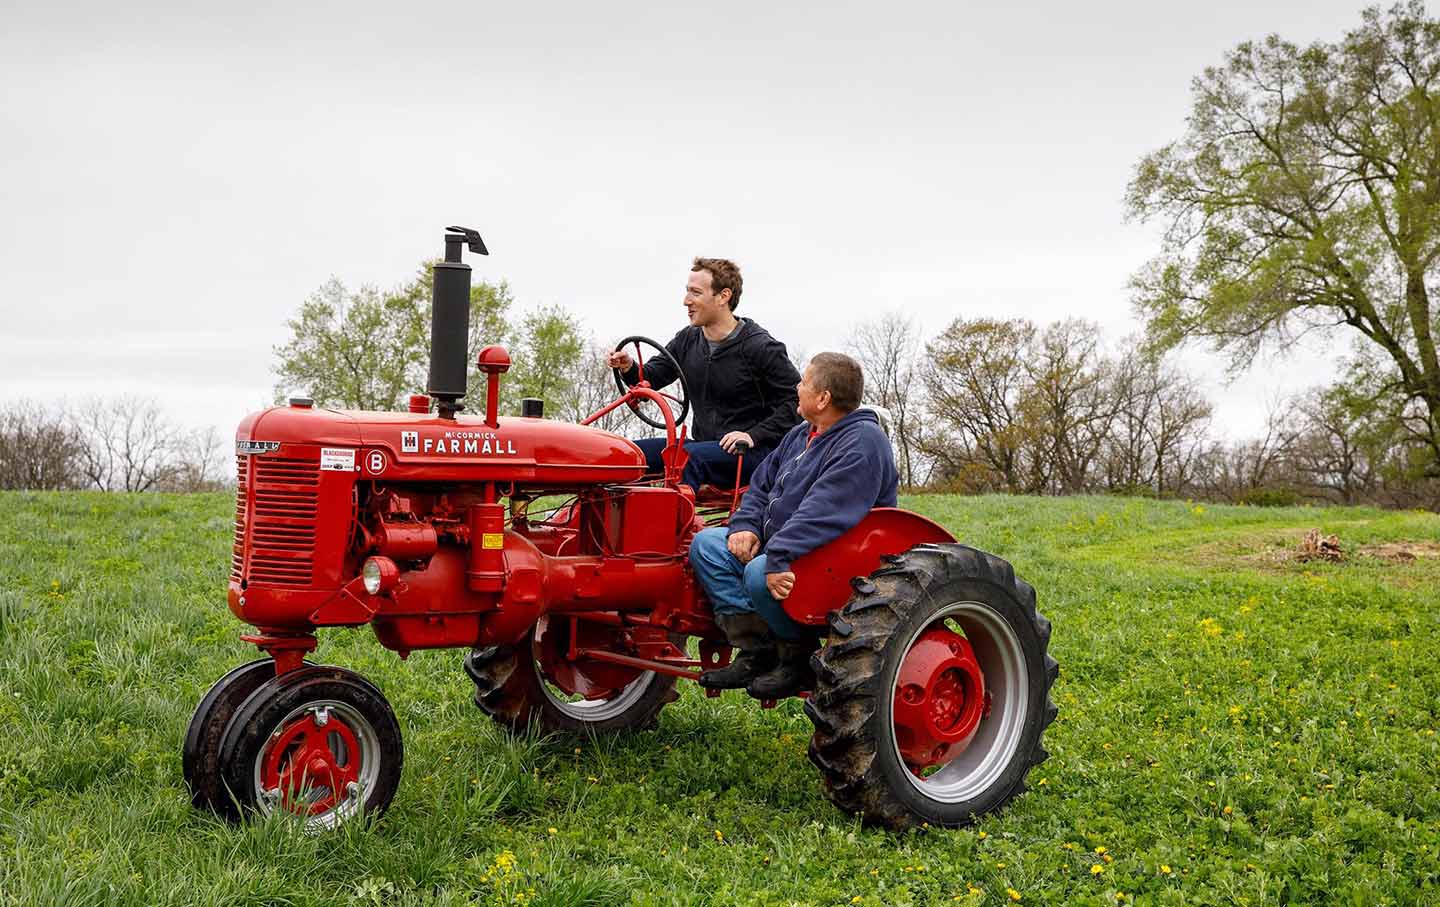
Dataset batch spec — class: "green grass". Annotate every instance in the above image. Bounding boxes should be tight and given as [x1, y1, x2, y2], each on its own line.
[0, 491, 1437, 906]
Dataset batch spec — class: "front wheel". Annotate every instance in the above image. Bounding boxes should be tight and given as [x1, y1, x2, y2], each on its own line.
[804, 544, 1057, 830]
[184, 659, 279, 817]
[217, 665, 403, 830]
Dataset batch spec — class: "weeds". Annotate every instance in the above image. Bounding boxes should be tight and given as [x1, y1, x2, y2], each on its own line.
[0, 491, 1436, 905]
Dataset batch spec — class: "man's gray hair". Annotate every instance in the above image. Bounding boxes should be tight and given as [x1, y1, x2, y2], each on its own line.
[808, 352, 864, 412]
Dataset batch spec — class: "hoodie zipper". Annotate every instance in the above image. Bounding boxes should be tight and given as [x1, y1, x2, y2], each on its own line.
[763, 434, 821, 537]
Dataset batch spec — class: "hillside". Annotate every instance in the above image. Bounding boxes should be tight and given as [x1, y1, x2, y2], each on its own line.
[0, 491, 1436, 906]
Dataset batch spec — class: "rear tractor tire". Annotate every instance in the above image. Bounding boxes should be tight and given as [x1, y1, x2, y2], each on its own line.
[464, 618, 680, 734]
[804, 544, 1057, 830]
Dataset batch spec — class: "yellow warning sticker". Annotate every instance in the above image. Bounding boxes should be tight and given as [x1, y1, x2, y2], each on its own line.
[482, 533, 505, 550]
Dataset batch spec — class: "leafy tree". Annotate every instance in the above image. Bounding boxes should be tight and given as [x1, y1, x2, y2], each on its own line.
[1127, 1, 1440, 474]
[273, 264, 513, 413]
[921, 318, 1040, 493]
[507, 304, 587, 419]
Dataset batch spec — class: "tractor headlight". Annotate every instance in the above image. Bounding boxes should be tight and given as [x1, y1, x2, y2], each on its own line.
[362, 557, 398, 595]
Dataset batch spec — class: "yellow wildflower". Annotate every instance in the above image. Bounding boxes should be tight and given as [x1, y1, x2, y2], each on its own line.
[1160, 865, 1172, 875]
[1008, 888, 1023, 902]
[1091, 864, 1105, 875]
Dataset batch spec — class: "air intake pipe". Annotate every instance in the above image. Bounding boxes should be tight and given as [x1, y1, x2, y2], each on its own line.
[428, 226, 488, 419]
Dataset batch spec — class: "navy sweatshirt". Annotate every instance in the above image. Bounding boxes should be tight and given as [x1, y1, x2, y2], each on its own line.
[727, 408, 900, 575]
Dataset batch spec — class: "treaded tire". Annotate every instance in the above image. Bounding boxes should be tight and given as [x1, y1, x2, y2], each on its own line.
[184, 659, 278, 817]
[217, 665, 403, 828]
[804, 543, 1057, 830]
[463, 633, 680, 734]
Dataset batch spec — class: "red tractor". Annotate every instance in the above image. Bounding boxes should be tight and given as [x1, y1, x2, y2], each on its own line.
[184, 227, 1057, 831]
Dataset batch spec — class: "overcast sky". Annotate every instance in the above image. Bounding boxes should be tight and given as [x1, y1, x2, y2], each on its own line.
[1, 1, 1378, 440]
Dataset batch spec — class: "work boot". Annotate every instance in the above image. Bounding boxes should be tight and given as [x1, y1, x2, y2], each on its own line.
[746, 637, 818, 699]
[699, 613, 778, 690]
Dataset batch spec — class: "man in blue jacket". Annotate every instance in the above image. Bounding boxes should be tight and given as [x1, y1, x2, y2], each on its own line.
[689, 352, 900, 698]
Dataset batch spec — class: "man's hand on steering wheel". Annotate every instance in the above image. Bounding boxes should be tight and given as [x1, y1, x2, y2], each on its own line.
[608, 336, 691, 430]
[606, 349, 634, 371]
[719, 431, 753, 455]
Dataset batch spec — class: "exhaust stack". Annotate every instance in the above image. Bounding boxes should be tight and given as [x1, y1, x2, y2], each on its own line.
[428, 226, 488, 418]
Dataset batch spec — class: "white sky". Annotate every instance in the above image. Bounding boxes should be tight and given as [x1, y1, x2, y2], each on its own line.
[1, 1, 1370, 440]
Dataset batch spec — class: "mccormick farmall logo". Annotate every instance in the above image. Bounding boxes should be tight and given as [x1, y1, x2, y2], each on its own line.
[402, 429, 516, 456]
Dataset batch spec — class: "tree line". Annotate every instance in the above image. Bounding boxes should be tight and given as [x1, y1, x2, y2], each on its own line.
[3, 298, 1436, 509]
[849, 313, 1440, 508]
[0, 397, 228, 492]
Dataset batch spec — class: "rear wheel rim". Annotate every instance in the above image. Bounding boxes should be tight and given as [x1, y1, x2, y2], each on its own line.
[251, 699, 382, 830]
[888, 600, 1029, 804]
[531, 625, 659, 722]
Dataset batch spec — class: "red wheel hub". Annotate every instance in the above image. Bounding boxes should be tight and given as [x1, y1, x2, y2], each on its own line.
[892, 626, 986, 774]
[535, 617, 645, 698]
[260, 708, 362, 816]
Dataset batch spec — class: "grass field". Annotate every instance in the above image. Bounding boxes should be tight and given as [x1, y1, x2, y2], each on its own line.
[0, 491, 1437, 906]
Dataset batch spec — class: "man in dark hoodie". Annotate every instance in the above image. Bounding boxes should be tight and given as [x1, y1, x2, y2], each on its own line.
[607, 258, 801, 491]
[689, 352, 900, 698]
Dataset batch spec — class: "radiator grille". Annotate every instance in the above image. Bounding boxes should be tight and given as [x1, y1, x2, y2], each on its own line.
[230, 455, 248, 581]
[233, 454, 320, 587]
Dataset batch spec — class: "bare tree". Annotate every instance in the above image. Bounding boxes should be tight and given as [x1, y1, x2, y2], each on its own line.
[567, 338, 643, 435]
[0, 400, 86, 490]
[1192, 398, 1300, 502]
[849, 312, 924, 487]
[72, 396, 186, 492]
[1021, 320, 1121, 494]
[158, 425, 233, 492]
[1096, 350, 1214, 496]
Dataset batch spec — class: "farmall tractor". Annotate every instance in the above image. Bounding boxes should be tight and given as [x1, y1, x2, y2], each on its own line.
[184, 228, 1058, 831]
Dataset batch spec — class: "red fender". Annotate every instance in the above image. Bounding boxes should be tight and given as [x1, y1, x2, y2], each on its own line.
[782, 507, 956, 627]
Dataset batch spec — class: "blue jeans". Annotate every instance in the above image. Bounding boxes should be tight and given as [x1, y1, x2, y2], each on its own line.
[634, 438, 771, 492]
[688, 526, 809, 640]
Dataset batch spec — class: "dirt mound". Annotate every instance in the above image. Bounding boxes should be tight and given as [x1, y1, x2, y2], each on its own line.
[1357, 540, 1440, 563]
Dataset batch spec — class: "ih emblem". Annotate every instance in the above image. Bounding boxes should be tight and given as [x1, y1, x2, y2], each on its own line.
[401, 431, 419, 453]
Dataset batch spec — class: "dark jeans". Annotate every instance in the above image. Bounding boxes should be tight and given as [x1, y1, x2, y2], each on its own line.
[633, 438, 771, 492]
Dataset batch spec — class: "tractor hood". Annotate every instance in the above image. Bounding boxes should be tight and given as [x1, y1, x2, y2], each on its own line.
[236, 403, 648, 486]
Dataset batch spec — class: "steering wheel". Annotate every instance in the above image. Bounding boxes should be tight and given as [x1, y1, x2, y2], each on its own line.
[611, 335, 691, 430]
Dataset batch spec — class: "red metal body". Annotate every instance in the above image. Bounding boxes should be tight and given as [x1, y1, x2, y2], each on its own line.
[228, 362, 954, 687]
